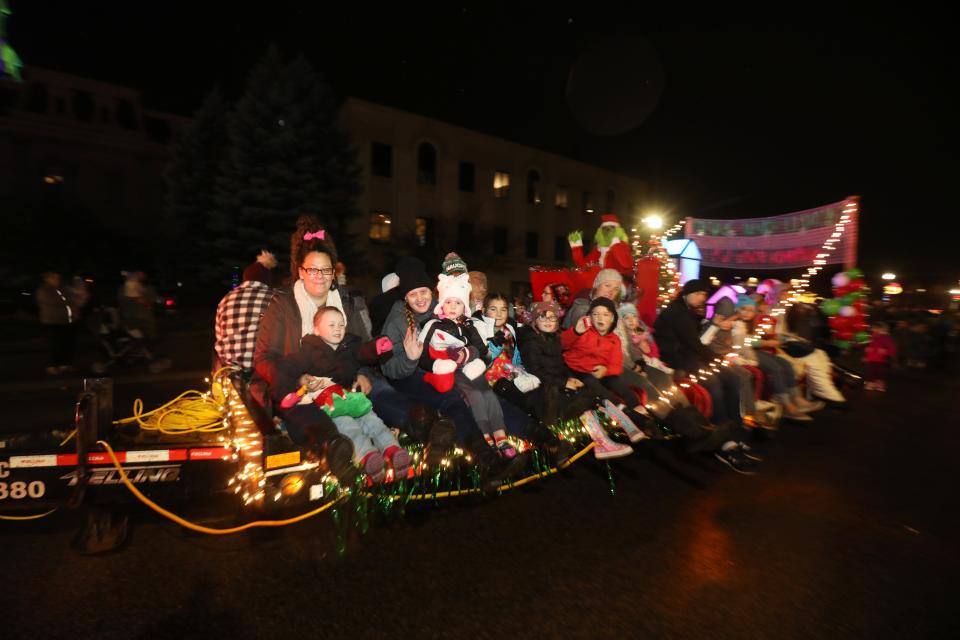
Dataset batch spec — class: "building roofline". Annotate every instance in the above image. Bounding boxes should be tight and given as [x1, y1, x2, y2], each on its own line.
[342, 96, 645, 186]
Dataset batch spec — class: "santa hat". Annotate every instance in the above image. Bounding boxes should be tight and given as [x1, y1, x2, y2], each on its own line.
[434, 273, 472, 317]
[600, 214, 620, 227]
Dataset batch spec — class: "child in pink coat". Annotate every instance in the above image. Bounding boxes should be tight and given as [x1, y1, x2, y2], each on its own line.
[864, 321, 897, 392]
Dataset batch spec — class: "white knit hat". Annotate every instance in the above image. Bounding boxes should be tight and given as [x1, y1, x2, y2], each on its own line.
[593, 268, 624, 289]
[381, 272, 399, 293]
[434, 273, 472, 317]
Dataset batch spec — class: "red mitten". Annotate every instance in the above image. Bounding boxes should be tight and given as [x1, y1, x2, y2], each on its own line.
[375, 336, 393, 355]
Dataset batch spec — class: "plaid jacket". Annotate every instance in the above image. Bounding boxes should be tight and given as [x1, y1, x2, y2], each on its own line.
[215, 281, 276, 370]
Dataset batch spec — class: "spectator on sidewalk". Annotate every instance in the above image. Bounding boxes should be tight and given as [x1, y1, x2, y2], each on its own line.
[214, 250, 278, 372]
[36, 271, 75, 376]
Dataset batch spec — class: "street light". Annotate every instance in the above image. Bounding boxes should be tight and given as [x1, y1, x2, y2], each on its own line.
[643, 214, 664, 230]
[881, 272, 896, 280]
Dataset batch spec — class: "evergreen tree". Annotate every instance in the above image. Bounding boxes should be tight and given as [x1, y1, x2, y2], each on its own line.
[161, 87, 229, 281]
[212, 46, 362, 276]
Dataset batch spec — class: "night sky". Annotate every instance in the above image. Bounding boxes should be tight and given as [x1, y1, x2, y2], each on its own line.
[9, 1, 957, 287]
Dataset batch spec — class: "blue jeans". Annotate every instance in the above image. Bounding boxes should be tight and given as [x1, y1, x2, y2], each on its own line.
[367, 373, 414, 430]
[754, 350, 796, 396]
[332, 412, 398, 462]
[388, 370, 482, 445]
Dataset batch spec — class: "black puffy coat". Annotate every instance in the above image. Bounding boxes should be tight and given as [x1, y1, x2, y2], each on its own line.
[653, 297, 716, 374]
[516, 325, 571, 387]
[272, 334, 388, 403]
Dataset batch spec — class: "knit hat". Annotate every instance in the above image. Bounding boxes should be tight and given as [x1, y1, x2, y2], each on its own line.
[588, 297, 618, 330]
[592, 268, 623, 291]
[714, 297, 736, 318]
[530, 300, 561, 320]
[441, 252, 468, 276]
[395, 257, 433, 296]
[242, 250, 277, 287]
[381, 273, 399, 293]
[617, 302, 639, 318]
[434, 273, 472, 317]
[735, 293, 756, 309]
[681, 279, 709, 296]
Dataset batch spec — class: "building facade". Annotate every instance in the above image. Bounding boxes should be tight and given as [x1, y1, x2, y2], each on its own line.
[341, 98, 648, 296]
[0, 66, 186, 239]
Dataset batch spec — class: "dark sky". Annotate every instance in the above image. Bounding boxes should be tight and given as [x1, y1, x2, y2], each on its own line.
[9, 1, 958, 286]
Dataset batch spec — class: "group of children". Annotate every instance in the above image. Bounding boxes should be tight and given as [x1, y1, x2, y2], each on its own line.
[270, 248, 903, 484]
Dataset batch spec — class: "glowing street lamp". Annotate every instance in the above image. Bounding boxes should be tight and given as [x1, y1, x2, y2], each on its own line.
[643, 214, 664, 230]
[881, 272, 896, 281]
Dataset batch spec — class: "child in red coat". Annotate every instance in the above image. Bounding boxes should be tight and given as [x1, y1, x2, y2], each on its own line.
[864, 320, 897, 392]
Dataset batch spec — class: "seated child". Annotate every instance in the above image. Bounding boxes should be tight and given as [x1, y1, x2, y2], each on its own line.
[864, 320, 897, 392]
[518, 301, 633, 459]
[615, 302, 674, 384]
[476, 292, 541, 412]
[733, 295, 824, 418]
[274, 306, 411, 483]
[418, 273, 520, 459]
[700, 297, 781, 428]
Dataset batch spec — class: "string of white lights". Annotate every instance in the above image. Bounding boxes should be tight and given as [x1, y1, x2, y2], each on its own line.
[640, 201, 858, 417]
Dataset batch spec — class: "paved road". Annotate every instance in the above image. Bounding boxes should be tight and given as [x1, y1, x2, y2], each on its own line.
[2, 366, 958, 639]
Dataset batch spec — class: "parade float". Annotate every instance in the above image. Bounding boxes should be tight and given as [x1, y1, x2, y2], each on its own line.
[1, 198, 863, 554]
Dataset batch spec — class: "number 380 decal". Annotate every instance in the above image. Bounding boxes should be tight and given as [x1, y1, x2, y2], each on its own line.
[0, 481, 46, 500]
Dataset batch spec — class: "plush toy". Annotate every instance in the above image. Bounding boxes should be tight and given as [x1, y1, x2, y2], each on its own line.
[419, 325, 486, 392]
[568, 214, 634, 275]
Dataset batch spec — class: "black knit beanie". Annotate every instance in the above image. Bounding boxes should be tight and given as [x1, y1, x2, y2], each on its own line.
[588, 297, 619, 330]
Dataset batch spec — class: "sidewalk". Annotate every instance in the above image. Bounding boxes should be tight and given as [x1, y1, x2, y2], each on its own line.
[0, 324, 215, 387]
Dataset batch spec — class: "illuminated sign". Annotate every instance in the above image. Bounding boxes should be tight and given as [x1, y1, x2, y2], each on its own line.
[687, 198, 858, 269]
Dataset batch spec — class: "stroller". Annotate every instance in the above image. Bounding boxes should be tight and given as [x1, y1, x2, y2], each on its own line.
[89, 306, 171, 374]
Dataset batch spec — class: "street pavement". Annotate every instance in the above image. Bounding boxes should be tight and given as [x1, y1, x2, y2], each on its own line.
[2, 358, 958, 639]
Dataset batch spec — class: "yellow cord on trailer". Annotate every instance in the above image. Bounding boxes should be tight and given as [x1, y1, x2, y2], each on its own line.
[0, 509, 57, 521]
[96, 440, 344, 535]
[112, 366, 237, 436]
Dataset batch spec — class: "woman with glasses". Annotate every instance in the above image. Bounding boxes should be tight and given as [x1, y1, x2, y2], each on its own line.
[250, 219, 374, 483]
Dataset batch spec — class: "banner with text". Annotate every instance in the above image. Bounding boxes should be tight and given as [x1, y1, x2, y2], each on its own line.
[686, 198, 858, 269]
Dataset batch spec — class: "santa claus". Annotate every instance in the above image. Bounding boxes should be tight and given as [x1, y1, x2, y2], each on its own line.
[568, 214, 634, 275]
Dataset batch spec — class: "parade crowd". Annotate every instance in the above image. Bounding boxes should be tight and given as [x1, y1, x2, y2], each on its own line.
[199, 215, 957, 490]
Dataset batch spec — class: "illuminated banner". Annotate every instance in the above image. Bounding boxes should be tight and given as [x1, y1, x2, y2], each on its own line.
[687, 198, 858, 270]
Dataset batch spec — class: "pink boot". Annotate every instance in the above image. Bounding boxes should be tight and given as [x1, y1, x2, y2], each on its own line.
[599, 400, 647, 443]
[580, 411, 633, 460]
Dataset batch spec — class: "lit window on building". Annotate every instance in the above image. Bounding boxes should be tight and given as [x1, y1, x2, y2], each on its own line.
[555, 186, 569, 209]
[583, 190, 594, 214]
[417, 143, 437, 185]
[493, 171, 510, 198]
[526, 169, 542, 205]
[415, 216, 433, 247]
[369, 213, 392, 243]
[372, 142, 392, 178]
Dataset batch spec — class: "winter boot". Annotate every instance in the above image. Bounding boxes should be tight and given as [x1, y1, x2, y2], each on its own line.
[464, 430, 528, 492]
[580, 411, 632, 460]
[524, 422, 576, 468]
[424, 416, 455, 467]
[599, 399, 648, 443]
[361, 450, 386, 484]
[384, 445, 412, 481]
